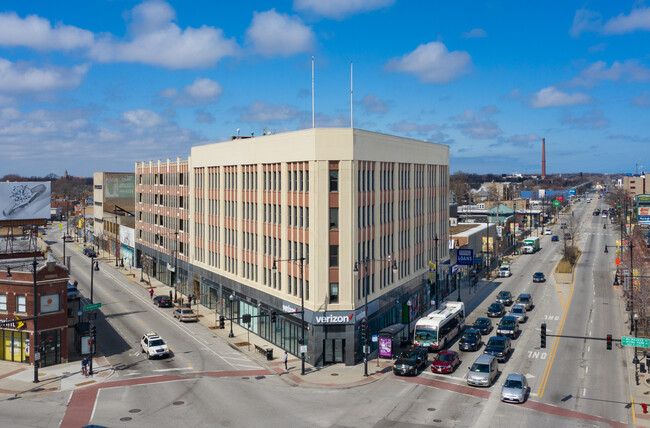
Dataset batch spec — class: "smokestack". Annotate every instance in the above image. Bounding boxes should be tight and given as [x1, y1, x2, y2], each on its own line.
[541, 138, 546, 179]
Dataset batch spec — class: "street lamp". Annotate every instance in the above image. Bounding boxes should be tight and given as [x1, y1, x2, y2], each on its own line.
[433, 235, 439, 309]
[228, 294, 234, 338]
[353, 256, 398, 377]
[272, 257, 306, 376]
[90, 256, 99, 304]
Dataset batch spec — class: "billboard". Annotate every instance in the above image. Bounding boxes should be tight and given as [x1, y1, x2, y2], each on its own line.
[0, 182, 51, 221]
[637, 194, 650, 224]
[104, 174, 135, 199]
[119, 226, 135, 247]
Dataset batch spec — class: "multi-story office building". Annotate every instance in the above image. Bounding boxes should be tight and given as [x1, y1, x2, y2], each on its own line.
[136, 128, 449, 366]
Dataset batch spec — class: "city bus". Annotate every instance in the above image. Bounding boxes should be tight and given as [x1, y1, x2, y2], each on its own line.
[413, 302, 465, 351]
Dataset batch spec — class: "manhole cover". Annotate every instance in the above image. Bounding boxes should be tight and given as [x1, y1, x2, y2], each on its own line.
[173, 401, 184, 406]
[128, 409, 141, 414]
[32, 388, 44, 392]
[255, 376, 266, 380]
[241, 377, 249, 380]
[331, 373, 339, 376]
[433, 419, 442, 423]
[427, 408, 436, 411]
[120, 417, 132, 422]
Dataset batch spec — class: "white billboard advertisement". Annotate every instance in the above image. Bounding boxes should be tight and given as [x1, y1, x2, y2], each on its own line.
[0, 182, 51, 221]
[119, 226, 135, 247]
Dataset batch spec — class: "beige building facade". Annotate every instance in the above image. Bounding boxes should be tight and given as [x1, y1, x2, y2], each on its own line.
[136, 128, 449, 366]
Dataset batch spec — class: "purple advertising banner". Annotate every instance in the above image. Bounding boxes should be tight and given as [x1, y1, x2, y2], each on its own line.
[379, 337, 392, 358]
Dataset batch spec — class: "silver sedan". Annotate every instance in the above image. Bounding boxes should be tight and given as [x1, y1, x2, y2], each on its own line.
[501, 373, 529, 403]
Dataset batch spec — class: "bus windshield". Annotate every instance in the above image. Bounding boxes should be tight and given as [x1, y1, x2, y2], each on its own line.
[414, 329, 437, 342]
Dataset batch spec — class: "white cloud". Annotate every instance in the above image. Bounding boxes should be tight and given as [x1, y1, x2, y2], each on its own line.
[241, 100, 299, 123]
[0, 12, 94, 50]
[501, 134, 540, 144]
[572, 60, 650, 87]
[0, 58, 89, 93]
[604, 7, 650, 34]
[588, 43, 607, 53]
[389, 120, 440, 134]
[560, 110, 609, 129]
[89, 0, 238, 69]
[160, 77, 223, 106]
[293, 0, 394, 19]
[632, 91, 650, 108]
[120, 109, 165, 127]
[386, 42, 472, 84]
[359, 94, 388, 114]
[451, 109, 502, 140]
[570, 9, 602, 37]
[531, 86, 592, 108]
[479, 105, 499, 115]
[246, 10, 315, 57]
[0, 106, 203, 176]
[461, 28, 487, 39]
[195, 109, 215, 123]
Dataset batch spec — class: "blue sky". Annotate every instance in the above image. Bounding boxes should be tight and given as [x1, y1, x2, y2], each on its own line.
[1, 1, 649, 177]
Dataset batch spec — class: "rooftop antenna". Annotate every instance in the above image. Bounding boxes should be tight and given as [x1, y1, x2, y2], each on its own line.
[237, 128, 240, 138]
[312, 56, 315, 128]
[350, 61, 353, 128]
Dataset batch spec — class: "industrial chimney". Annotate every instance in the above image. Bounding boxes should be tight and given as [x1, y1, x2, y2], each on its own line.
[541, 138, 546, 179]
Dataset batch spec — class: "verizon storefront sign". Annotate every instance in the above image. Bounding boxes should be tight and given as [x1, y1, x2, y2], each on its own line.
[314, 313, 354, 324]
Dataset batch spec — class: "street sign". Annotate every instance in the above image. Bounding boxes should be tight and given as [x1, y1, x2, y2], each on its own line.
[568, 188, 576, 195]
[83, 302, 102, 312]
[552, 200, 560, 207]
[621, 336, 650, 348]
[473, 257, 483, 265]
[371, 334, 378, 343]
[457, 249, 474, 266]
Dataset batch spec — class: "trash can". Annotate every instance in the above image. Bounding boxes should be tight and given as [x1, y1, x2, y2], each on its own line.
[265, 348, 273, 361]
[641, 362, 647, 374]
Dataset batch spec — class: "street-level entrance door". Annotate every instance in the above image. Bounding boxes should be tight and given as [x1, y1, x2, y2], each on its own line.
[323, 339, 345, 364]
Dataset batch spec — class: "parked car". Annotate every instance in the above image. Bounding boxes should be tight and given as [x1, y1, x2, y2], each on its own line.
[544, 229, 552, 235]
[501, 373, 529, 403]
[173, 308, 198, 322]
[67, 282, 81, 301]
[473, 317, 493, 335]
[467, 354, 499, 387]
[140, 332, 170, 359]
[496, 291, 513, 306]
[153, 295, 173, 308]
[487, 302, 505, 318]
[563, 233, 572, 240]
[498, 266, 512, 278]
[516, 293, 534, 311]
[551, 235, 559, 242]
[431, 350, 460, 374]
[509, 304, 528, 323]
[459, 329, 482, 351]
[496, 316, 520, 339]
[532, 272, 546, 283]
[84, 248, 97, 257]
[483, 336, 512, 362]
[62, 235, 74, 242]
[393, 347, 428, 376]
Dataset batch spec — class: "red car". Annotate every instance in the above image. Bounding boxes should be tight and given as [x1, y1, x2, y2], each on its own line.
[431, 350, 460, 374]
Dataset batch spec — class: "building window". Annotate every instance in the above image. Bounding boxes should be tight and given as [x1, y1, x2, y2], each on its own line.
[0, 294, 6, 311]
[16, 296, 26, 313]
[329, 207, 339, 229]
[329, 283, 339, 303]
[329, 170, 338, 192]
[329, 245, 339, 267]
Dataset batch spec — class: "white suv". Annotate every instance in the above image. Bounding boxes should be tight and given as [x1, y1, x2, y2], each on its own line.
[140, 333, 170, 359]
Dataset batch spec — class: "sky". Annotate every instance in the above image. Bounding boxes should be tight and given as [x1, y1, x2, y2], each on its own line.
[1, 1, 649, 177]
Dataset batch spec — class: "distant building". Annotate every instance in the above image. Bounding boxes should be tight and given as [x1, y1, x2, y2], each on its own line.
[622, 173, 647, 197]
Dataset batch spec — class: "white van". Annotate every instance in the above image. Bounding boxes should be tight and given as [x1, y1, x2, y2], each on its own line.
[498, 265, 512, 278]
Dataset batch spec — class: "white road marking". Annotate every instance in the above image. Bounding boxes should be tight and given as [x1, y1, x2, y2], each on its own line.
[587, 346, 590, 352]
[125, 372, 141, 376]
[585, 366, 588, 374]
[152, 368, 194, 372]
[90, 388, 102, 422]
[420, 371, 466, 382]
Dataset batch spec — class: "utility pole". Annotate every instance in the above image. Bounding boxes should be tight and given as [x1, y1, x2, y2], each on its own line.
[32, 258, 39, 383]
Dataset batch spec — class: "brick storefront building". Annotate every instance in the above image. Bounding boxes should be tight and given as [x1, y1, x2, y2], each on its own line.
[0, 257, 69, 366]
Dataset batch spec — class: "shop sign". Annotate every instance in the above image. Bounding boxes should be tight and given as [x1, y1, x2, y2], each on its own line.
[314, 313, 354, 324]
[282, 303, 298, 314]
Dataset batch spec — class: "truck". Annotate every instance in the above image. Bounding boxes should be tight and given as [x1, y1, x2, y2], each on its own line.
[522, 237, 540, 254]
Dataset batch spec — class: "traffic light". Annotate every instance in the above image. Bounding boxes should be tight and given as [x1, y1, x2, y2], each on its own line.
[540, 323, 546, 348]
[219, 315, 225, 329]
[607, 334, 612, 350]
[361, 319, 367, 341]
[271, 311, 277, 323]
[91, 325, 97, 340]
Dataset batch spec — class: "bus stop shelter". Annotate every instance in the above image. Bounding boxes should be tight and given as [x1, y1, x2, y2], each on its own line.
[378, 324, 408, 358]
